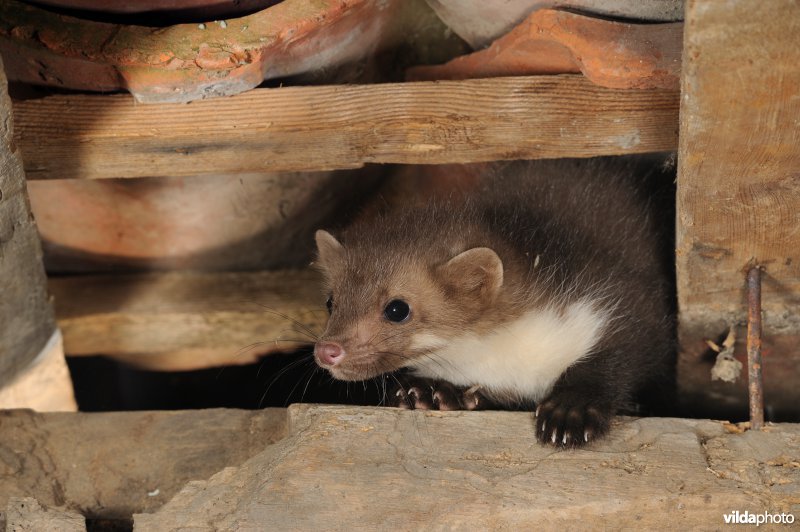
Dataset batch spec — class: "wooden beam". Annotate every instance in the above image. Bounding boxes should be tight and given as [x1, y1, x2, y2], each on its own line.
[0, 55, 57, 387]
[137, 405, 800, 529]
[14, 75, 679, 180]
[49, 270, 326, 370]
[0, 408, 287, 522]
[5, 406, 797, 528]
[676, 0, 800, 417]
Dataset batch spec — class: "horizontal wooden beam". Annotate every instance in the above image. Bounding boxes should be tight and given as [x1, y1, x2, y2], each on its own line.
[49, 270, 326, 370]
[15, 75, 679, 180]
[137, 405, 800, 529]
[5, 406, 798, 528]
[0, 408, 287, 521]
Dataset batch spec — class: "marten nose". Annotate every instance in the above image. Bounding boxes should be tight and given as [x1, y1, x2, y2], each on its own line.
[315, 341, 344, 366]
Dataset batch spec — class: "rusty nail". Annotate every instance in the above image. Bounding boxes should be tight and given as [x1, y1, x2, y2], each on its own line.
[746, 266, 764, 430]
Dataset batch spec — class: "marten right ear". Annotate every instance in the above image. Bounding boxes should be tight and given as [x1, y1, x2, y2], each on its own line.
[437, 247, 504, 301]
[315, 230, 345, 271]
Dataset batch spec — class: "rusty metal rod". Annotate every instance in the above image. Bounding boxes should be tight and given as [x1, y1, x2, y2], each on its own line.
[746, 266, 764, 430]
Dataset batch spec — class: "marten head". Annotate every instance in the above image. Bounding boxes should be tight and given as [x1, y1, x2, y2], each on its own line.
[312, 229, 504, 381]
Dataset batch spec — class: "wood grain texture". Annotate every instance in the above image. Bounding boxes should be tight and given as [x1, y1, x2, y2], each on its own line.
[0, 55, 56, 386]
[49, 270, 325, 369]
[677, 0, 800, 322]
[0, 408, 287, 523]
[135, 405, 800, 530]
[5, 498, 85, 532]
[676, 0, 800, 417]
[13, 75, 679, 180]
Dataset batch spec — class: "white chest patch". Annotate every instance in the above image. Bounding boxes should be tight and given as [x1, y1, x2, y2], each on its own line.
[408, 300, 610, 401]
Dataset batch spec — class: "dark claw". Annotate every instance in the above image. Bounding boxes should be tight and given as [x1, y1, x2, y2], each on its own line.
[432, 387, 461, 410]
[392, 378, 492, 411]
[407, 386, 434, 410]
[395, 388, 410, 409]
[535, 392, 612, 448]
[462, 385, 484, 411]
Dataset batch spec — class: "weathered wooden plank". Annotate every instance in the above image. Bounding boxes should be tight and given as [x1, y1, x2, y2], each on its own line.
[49, 270, 326, 369]
[5, 498, 85, 532]
[0, 55, 57, 387]
[13, 75, 679, 180]
[676, 0, 800, 416]
[2, 406, 795, 529]
[0, 408, 287, 525]
[135, 405, 800, 530]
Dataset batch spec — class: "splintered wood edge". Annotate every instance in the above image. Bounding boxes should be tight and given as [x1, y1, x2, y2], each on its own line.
[14, 75, 679, 180]
[49, 269, 327, 369]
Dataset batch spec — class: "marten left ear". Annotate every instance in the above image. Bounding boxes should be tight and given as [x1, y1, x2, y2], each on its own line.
[314, 230, 345, 273]
[438, 247, 504, 300]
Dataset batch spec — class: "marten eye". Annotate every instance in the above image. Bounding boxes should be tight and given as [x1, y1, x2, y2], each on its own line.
[326, 295, 333, 315]
[384, 299, 410, 323]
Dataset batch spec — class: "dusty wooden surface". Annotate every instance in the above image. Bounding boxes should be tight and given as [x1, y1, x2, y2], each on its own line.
[13, 75, 679, 180]
[1, 405, 796, 529]
[0, 408, 287, 527]
[0, 55, 56, 388]
[134, 405, 800, 530]
[4, 497, 85, 532]
[676, 0, 800, 418]
[49, 269, 325, 369]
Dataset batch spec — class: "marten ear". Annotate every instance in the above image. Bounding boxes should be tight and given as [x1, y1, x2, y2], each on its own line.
[438, 247, 504, 300]
[315, 230, 344, 272]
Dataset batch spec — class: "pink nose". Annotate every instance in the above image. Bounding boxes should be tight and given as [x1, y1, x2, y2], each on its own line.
[315, 341, 344, 366]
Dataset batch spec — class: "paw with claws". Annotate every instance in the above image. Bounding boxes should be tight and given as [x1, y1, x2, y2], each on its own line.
[535, 391, 612, 447]
[392, 379, 490, 411]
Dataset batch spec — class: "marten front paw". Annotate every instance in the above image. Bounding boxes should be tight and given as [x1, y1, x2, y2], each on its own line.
[535, 392, 612, 447]
[393, 380, 488, 411]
